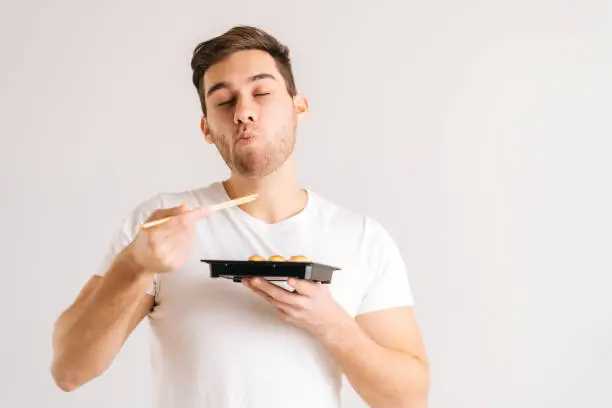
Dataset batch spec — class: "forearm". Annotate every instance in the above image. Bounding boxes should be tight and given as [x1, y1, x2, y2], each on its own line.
[52, 247, 153, 387]
[317, 318, 429, 408]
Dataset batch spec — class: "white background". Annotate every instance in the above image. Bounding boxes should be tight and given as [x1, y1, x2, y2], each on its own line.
[1, 1, 611, 407]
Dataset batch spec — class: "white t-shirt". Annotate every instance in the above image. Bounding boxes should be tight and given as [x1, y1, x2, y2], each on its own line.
[95, 181, 414, 408]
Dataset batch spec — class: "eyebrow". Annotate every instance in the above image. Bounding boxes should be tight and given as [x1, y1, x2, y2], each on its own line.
[206, 73, 277, 98]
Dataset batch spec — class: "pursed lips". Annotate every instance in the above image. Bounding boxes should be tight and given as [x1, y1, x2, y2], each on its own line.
[235, 132, 256, 145]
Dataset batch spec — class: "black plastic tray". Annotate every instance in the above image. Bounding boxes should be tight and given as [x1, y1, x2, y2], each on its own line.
[201, 259, 340, 284]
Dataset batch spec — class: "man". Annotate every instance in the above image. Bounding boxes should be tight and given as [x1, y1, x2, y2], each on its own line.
[50, 26, 430, 408]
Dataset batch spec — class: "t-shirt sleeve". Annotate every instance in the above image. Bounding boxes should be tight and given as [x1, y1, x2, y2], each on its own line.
[94, 198, 161, 296]
[356, 220, 415, 315]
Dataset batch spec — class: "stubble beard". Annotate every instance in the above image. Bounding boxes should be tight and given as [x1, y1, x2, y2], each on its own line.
[210, 122, 297, 179]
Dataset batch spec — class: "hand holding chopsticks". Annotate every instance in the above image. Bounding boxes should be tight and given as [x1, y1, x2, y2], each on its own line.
[126, 194, 258, 274]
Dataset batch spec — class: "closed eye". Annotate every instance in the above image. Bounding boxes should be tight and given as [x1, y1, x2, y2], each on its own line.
[217, 92, 270, 107]
[217, 98, 235, 107]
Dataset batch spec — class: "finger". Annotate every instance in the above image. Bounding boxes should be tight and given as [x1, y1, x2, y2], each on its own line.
[141, 204, 190, 231]
[243, 279, 278, 303]
[246, 278, 304, 306]
[149, 203, 189, 221]
[158, 204, 209, 231]
[146, 212, 197, 244]
[243, 280, 300, 314]
[243, 279, 272, 300]
[274, 302, 297, 319]
[148, 214, 190, 239]
[286, 278, 320, 296]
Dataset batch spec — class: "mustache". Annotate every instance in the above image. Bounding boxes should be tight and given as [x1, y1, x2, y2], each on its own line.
[207, 125, 263, 143]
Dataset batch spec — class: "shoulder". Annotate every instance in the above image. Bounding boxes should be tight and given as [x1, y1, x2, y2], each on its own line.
[309, 191, 398, 251]
[311, 193, 413, 311]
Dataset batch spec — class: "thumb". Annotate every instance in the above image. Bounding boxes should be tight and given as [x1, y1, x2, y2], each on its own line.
[286, 278, 317, 296]
[148, 203, 190, 221]
[176, 203, 190, 213]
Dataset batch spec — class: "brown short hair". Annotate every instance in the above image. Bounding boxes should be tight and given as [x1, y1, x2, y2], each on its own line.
[190, 26, 298, 116]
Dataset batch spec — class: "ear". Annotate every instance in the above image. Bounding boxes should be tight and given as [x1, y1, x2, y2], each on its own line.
[200, 116, 214, 144]
[294, 94, 309, 124]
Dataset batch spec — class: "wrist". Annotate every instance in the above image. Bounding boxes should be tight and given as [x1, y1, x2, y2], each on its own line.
[315, 313, 361, 348]
[117, 244, 156, 281]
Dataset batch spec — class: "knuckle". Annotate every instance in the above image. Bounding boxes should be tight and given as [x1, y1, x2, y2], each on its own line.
[296, 297, 309, 309]
[148, 233, 166, 258]
[146, 230, 157, 249]
[149, 240, 163, 260]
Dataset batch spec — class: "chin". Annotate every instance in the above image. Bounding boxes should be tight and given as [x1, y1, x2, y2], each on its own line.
[234, 156, 285, 179]
[236, 165, 280, 179]
[230, 135, 295, 178]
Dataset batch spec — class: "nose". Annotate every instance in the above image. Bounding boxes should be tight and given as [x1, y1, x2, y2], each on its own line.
[233, 97, 258, 124]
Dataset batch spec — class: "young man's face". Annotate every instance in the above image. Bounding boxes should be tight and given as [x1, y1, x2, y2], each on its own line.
[201, 49, 308, 178]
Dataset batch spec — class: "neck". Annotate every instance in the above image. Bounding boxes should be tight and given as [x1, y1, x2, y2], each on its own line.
[222, 156, 307, 224]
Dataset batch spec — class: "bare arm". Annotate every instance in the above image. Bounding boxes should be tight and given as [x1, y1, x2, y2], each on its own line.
[244, 278, 430, 408]
[51, 247, 155, 391]
[51, 203, 210, 391]
[323, 306, 430, 408]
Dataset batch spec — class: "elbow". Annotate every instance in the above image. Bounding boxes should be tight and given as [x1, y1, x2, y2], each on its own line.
[50, 340, 112, 392]
[50, 360, 87, 392]
[50, 354, 110, 392]
[51, 368, 80, 392]
[55, 379, 80, 393]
